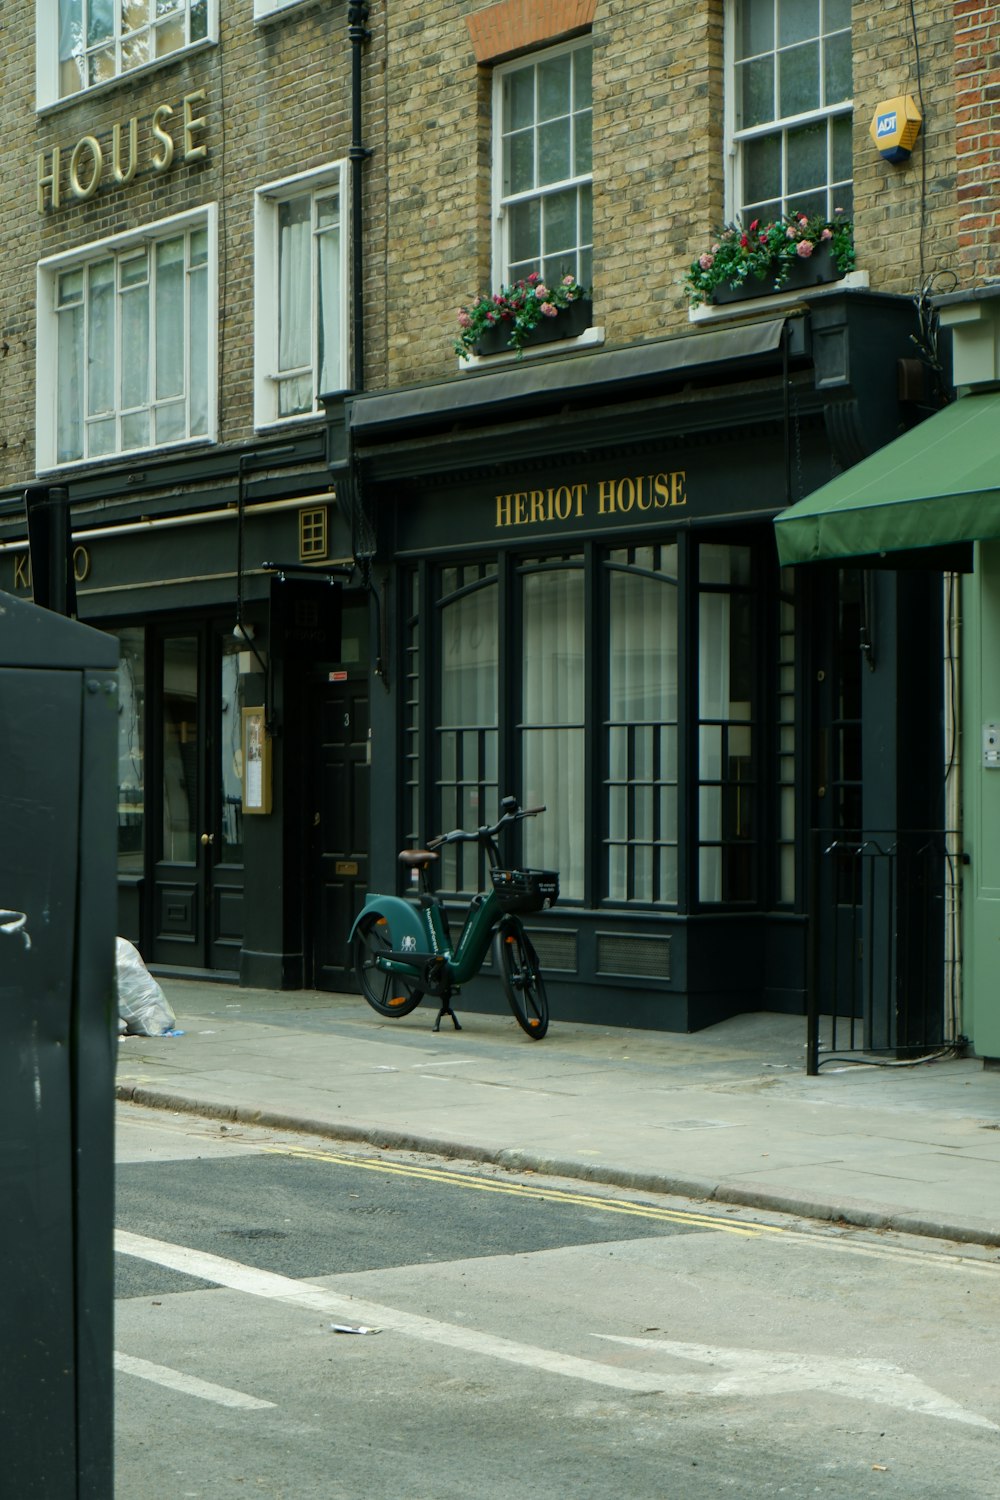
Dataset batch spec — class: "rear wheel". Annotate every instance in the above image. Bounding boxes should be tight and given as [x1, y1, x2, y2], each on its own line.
[494, 922, 549, 1039]
[353, 912, 424, 1018]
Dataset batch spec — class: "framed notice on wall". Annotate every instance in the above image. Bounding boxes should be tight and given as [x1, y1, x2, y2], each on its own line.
[242, 706, 272, 814]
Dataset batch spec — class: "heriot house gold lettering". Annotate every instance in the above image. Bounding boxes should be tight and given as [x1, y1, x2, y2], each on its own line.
[495, 471, 687, 528]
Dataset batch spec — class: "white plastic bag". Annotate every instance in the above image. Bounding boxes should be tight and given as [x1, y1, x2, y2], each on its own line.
[115, 936, 177, 1036]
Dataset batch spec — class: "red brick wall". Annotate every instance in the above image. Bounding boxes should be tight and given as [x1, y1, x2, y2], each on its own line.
[955, 0, 1000, 282]
[466, 0, 596, 64]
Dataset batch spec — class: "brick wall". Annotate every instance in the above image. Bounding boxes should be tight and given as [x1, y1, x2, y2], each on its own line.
[0, 1, 387, 492]
[955, 0, 1000, 283]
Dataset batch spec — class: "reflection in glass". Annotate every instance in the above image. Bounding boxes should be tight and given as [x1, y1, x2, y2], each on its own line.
[220, 641, 245, 861]
[162, 636, 198, 862]
[112, 627, 145, 872]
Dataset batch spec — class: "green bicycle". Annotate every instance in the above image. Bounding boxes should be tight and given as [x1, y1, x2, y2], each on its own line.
[349, 796, 558, 1038]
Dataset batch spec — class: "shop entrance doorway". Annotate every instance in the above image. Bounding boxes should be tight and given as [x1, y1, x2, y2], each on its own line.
[150, 627, 246, 971]
[308, 677, 370, 989]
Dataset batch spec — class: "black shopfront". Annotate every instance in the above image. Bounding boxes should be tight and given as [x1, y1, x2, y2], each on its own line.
[333, 293, 947, 1031]
[0, 432, 372, 993]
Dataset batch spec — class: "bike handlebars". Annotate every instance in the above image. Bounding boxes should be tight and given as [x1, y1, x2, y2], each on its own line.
[427, 801, 545, 850]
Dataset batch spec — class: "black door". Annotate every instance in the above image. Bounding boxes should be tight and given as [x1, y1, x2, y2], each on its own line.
[309, 678, 370, 989]
[151, 626, 246, 971]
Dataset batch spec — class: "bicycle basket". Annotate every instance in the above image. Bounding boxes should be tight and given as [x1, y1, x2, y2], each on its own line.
[490, 868, 559, 914]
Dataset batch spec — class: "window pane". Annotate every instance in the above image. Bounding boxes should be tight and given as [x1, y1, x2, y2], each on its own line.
[509, 198, 541, 267]
[188, 262, 208, 435]
[787, 120, 826, 195]
[825, 0, 851, 30]
[743, 134, 781, 208]
[162, 636, 198, 863]
[779, 41, 820, 117]
[542, 189, 577, 254]
[113, 626, 146, 872]
[537, 54, 571, 120]
[220, 642, 245, 863]
[87, 260, 115, 417]
[538, 120, 571, 185]
[574, 109, 593, 175]
[823, 30, 852, 103]
[317, 207, 342, 397]
[504, 66, 535, 132]
[505, 130, 534, 195]
[278, 197, 311, 376]
[155, 237, 185, 400]
[441, 586, 498, 727]
[739, 55, 774, 128]
[740, 0, 774, 57]
[57, 298, 85, 463]
[572, 45, 592, 106]
[522, 566, 584, 898]
[779, 0, 820, 46]
[832, 112, 853, 182]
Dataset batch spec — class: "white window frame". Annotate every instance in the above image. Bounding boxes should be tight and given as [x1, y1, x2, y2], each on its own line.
[35, 205, 218, 473]
[724, 0, 853, 224]
[254, 0, 314, 19]
[36, 0, 217, 111]
[254, 162, 350, 430]
[491, 37, 593, 290]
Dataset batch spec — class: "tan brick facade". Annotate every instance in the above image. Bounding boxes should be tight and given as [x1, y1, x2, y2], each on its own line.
[0, 1, 387, 492]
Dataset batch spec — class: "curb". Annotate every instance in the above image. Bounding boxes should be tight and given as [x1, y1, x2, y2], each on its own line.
[115, 1083, 1000, 1250]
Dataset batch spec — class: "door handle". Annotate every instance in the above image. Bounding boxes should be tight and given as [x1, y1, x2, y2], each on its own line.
[200, 833, 214, 845]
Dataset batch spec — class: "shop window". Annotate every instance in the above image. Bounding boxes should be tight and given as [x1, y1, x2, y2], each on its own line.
[403, 570, 422, 851]
[729, 0, 853, 223]
[41, 0, 212, 106]
[698, 544, 757, 904]
[519, 558, 585, 901]
[255, 166, 348, 427]
[605, 545, 679, 906]
[38, 209, 214, 471]
[494, 39, 593, 288]
[435, 565, 499, 893]
[109, 625, 145, 873]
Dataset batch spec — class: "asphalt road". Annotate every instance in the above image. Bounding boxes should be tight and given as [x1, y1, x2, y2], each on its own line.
[114, 1106, 1000, 1499]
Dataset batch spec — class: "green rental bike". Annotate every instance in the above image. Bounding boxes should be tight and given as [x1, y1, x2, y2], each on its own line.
[349, 796, 558, 1038]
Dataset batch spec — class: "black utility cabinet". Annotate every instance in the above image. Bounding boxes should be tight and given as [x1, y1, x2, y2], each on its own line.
[0, 593, 118, 1498]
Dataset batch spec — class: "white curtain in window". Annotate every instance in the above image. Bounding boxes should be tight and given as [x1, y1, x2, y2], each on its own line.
[316, 202, 341, 397]
[278, 198, 311, 377]
[698, 592, 730, 901]
[522, 568, 584, 897]
[57, 294, 84, 463]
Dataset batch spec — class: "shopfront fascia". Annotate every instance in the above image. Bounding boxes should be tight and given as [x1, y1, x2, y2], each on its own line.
[333, 292, 930, 1031]
[0, 435, 365, 992]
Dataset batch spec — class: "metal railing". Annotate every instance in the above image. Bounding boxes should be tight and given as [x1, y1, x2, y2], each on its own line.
[806, 829, 963, 1075]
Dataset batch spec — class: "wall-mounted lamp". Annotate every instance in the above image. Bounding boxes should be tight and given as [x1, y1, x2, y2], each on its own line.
[870, 95, 922, 163]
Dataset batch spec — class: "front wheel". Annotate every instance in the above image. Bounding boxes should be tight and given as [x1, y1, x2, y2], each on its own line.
[494, 922, 549, 1039]
[353, 911, 425, 1018]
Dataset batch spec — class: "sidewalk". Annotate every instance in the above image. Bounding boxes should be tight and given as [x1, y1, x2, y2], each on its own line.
[115, 979, 1000, 1248]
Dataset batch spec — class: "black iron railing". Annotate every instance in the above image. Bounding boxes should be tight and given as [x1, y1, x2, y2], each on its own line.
[806, 829, 964, 1075]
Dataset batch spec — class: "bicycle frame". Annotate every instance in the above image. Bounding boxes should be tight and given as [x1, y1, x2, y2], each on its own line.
[370, 886, 508, 993]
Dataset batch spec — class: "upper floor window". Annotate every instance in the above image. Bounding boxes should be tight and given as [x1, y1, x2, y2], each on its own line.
[254, 164, 348, 427]
[730, 0, 853, 223]
[37, 208, 216, 470]
[493, 39, 593, 288]
[40, 0, 212, 106]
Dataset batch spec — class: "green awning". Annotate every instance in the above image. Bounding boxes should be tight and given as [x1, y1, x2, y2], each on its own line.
[774, 391, 1000, 564]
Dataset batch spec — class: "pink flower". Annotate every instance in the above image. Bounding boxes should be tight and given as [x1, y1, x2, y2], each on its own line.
[786, 226, 798, 239]
[795, 240, 814, 258]
[534, 284, 550, 299]
[540, 302, 558, 318]
[798, 215, 808, 226]
[699, 252, 715, 270]
[562, 274, 575, 285]
[527, 272, 540, 284]
[458, 311, 472, 328]
[711, 243, 720, 253]
[820, 227, 833, 241]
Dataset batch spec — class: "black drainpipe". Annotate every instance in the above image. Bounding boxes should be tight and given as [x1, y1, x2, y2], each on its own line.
[348, 1, 371, 394]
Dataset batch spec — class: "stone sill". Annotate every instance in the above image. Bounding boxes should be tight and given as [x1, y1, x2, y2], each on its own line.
[687, 271, 870, 324]
[458, 325, 605, 371]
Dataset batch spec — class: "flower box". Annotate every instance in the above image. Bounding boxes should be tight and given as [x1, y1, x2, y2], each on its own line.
[712, 244, 844, 304]
[473, 297, 593, 356]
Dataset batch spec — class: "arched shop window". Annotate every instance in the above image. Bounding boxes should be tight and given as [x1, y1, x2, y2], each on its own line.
[435, 563, 499, 894]
[519, 556, 585, 901]
[415, 534, 784, 914]
[605, 544, 679, 905]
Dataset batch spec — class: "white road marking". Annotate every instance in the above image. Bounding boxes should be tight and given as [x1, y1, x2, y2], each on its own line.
[115, 1230, 666, 1395]
[594, 1335, 999, 1431]
[114, 1352, 275, 1410]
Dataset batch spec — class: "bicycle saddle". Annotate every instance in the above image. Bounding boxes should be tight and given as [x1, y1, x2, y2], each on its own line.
[398, 848, 439, 868]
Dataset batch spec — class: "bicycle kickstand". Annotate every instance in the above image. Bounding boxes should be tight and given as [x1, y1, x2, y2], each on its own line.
[432, 995, 462, 1032]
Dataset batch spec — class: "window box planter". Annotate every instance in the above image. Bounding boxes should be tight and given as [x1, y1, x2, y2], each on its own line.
[712, 245, 844, 305]
[473, 297, 593, 357]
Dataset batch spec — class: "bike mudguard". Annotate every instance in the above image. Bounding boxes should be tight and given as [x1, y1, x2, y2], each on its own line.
[349, 894, 434, 954]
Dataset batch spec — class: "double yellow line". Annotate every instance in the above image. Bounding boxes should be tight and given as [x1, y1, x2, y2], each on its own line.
[263, 1143, 783, 1239]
